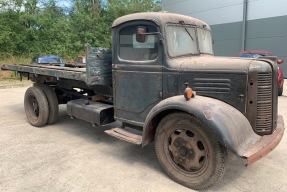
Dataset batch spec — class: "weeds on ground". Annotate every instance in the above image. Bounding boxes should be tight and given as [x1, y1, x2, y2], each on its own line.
[0, 56, 30, 65]
[0, 56, 31, 84]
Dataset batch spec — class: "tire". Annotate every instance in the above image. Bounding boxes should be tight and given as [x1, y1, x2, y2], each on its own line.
[24, 86, 49, 127]
[278, 85, 283, 96]
[155, 113, 226, 190]
[33, 83, 59, 125]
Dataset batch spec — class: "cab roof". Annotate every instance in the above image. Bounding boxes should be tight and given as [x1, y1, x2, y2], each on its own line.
[112, 12, 210, 30]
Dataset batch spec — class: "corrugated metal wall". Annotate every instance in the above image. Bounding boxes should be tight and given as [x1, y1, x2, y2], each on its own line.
[162, 0, 287, 77]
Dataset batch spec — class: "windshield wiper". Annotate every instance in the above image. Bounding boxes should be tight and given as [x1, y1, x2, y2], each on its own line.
[179, 21, 194, 41]
[184, 28, 194, 41]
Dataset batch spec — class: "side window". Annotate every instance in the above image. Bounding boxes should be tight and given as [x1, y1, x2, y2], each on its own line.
[119, 25, 158, 61]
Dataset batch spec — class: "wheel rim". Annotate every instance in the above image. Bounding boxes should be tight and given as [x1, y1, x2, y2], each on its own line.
[167, 128, 208, 173]
[29, 96, 39, 117]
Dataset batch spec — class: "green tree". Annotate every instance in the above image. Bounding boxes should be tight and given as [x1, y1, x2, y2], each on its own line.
[99, 0, 161, 47]
[69, 0, 103, 55]
[0, 0, 161, 59]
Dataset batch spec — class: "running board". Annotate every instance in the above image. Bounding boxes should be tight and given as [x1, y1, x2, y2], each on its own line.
[105, 128, 142, 145]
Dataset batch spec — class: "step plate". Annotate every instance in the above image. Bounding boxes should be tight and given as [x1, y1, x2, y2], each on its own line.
[105, 128, 142, 145]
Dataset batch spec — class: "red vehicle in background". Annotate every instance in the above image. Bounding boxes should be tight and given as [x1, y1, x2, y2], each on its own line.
[239, 50, 284, 96]
[69, 56, 86, 68]
[75, 56, 86, 64]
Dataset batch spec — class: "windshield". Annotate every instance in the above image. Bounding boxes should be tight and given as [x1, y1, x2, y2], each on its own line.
[197, 28, 213, 54]
[166, 25, 213, 57]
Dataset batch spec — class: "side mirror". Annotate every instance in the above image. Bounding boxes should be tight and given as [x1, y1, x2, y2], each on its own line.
[136, 26, 147, 43]
[277, 59, 284, 64]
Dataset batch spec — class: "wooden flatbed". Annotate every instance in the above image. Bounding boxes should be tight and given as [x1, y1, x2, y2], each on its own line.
[0, 46, 112, 87]
[1, 63, 87, 82]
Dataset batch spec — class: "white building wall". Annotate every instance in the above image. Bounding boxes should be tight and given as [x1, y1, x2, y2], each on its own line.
[162, 0, 287, 24]
[247, 0, 287, 20]
[162, 0, 243, 25]
[162, 0, 287, 76]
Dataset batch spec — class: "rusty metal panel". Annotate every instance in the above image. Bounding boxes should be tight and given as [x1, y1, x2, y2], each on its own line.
[105, 128, 142, 145]
[113, 64, 162, 124]
[246, 59, 278, 136]
[85, 46, 112, 86]
[179, 73, 247, 113]
[244, 115, 285, 165]
[112, 12, 211, 31]
[142, 94, 261, 155]
[255, 72, 273, 134]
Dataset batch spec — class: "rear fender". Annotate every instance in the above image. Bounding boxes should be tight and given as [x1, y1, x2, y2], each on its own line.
[142, 95, 260, 156]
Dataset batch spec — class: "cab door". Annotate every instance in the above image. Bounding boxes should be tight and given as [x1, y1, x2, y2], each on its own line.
[112, 21, 162, 124]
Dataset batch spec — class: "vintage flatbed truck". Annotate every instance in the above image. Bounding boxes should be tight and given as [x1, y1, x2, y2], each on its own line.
[1, 12, 285, 190]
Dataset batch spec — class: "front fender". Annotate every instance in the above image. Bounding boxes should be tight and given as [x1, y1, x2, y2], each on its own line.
[143, 95, 261, 156]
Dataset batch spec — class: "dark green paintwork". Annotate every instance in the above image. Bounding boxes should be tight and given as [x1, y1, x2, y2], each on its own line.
[1, 64, 86, 81]
[85, 46, 112, 86]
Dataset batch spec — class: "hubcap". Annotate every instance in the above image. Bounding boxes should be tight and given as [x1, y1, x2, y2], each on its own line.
[180, 147, 191, 157]
[168, 129, 207, 172]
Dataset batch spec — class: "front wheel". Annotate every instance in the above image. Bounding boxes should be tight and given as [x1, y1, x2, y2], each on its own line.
[155, 113, 226, 190]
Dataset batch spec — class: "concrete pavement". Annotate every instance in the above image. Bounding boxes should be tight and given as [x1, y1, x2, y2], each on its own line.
[0, 84, 287, 192]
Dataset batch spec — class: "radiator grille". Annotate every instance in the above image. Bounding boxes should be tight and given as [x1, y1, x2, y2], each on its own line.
[256, 72, 272, 134]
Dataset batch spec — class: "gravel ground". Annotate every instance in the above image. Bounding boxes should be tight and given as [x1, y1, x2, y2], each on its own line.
[0, 84, 287, 192]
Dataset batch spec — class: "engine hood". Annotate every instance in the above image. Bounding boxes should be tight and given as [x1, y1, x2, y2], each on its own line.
[168, 55, 253, 73]
[165, 55, 258, 114]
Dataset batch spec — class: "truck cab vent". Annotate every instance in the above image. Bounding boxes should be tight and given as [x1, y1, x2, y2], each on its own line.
[193, 78, 231, 93]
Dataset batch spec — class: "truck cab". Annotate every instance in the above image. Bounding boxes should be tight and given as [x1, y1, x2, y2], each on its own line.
[109, 12, 284, 189]
[111, 12, 278, 137]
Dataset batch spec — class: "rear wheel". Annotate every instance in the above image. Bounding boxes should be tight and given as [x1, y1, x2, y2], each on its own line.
[24, 87, 49, 127]
[33, 83, 59, 124]
[155, 113, 226, 190]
